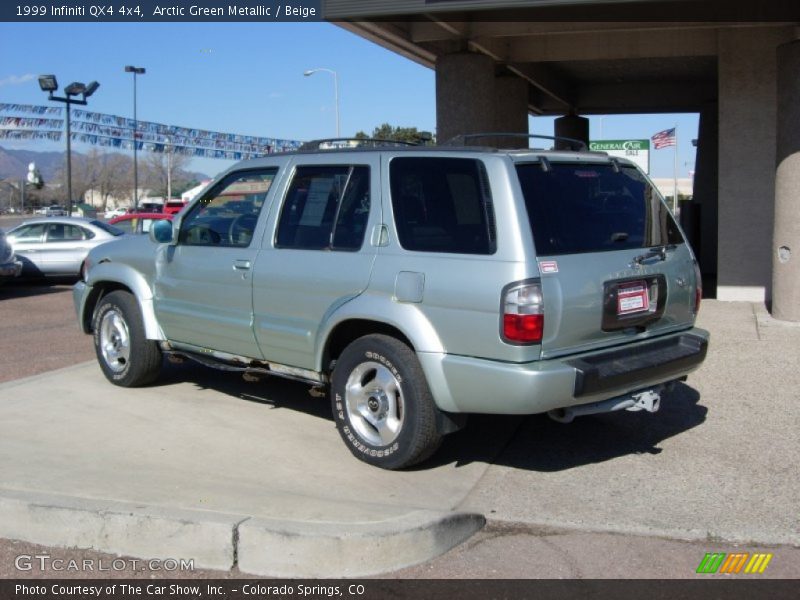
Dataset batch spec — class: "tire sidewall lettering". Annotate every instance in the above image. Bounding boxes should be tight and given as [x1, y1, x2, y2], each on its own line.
[363, 351, 403, 384]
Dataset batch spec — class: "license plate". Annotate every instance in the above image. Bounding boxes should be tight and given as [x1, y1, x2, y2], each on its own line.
[617, 281, 649, 315]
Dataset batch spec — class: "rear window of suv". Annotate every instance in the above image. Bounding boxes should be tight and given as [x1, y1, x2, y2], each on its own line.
[516, 162, 683, 255]
[390, 157, 496, 255]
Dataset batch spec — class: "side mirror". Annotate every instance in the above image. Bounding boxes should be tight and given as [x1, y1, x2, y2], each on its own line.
[149, 219, 175, 244]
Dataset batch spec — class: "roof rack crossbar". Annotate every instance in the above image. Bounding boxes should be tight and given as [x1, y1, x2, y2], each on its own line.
[299, 138, 423, 151]
[442, 133, 588, 152]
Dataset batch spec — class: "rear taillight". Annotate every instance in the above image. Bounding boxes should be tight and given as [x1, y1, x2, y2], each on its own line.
[502, 280, 544, 344]
[693, 261, 702, 315]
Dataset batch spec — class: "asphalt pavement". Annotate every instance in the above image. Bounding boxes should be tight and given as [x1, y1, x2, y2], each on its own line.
[0, 281, 797, 579]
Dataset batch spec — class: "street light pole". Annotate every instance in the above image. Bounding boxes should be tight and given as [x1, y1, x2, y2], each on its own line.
[38, 75, 99, 217]
[125, 65, 145, 209]
[304, 68, 339, 137]
[165, 137, 172, 204]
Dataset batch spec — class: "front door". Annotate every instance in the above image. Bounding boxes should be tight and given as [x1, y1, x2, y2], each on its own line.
[153, 167, 279, 358]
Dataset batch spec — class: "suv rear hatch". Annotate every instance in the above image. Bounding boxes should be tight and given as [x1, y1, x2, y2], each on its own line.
[514, 157, 698, 359]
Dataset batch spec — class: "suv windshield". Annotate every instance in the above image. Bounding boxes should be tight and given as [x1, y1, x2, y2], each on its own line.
[516, 162, 683, 255]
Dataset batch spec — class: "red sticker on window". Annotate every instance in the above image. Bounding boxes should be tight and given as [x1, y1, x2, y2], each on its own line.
[539, 260, 559, 274]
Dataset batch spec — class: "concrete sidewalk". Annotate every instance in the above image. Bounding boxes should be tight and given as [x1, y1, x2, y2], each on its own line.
[0, 301, 798, 577]
[0, 361, 512, 576]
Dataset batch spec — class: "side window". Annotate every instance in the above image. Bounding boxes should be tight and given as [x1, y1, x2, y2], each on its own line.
[179, 168, 277, 248]
[48, 224, 89, 241]
[11, 224, 47, 243]
[276, 165, 370, 251]
[390, 157, 496, 255]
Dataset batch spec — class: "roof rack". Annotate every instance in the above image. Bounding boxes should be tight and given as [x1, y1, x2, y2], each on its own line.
[298, 137, 425, 151]
[442, 133, 588, 152]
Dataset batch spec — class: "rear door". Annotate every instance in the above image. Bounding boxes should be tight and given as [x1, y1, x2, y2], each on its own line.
[41, 222, 92, 274]
[514, 159, 697, 358]
[252, 155, 380, 370]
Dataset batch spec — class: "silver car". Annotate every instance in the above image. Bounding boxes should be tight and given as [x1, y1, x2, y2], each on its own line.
[74, 137, 709, 469]
[0, 229, 22, 283]
[7, 217, 124, 278]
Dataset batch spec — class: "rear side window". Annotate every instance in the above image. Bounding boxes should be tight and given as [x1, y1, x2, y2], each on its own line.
[516, 163, 683, 255]
[46, 224, 90, 241]
[276, 165, 370, 251]
[390, 157, 496, 255]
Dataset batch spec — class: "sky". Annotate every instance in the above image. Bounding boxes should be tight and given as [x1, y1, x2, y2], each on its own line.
[0, 21, 698, 180]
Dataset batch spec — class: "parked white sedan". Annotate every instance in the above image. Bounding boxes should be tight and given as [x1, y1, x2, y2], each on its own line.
[5, 217, 125, 278]
[104, 207, 129, 219]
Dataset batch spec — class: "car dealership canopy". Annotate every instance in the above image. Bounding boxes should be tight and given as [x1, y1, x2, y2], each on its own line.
[325, 0, 800, 320]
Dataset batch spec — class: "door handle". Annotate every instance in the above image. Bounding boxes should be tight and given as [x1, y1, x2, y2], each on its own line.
[233, 259, 251, 271]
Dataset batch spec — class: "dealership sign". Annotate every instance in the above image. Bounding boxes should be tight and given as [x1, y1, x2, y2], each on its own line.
[589, 139, 650, 174]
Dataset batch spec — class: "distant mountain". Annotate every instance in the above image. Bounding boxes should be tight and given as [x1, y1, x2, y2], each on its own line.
[0, 146, 210, 182]
[0, 146, 67, 181]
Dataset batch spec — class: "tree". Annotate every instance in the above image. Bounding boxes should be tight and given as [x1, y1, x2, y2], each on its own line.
[54, 149, 134, 209]
[354, 123, 434, 145]
[142, 149, 191, 199]
[93, 152, 132, 210]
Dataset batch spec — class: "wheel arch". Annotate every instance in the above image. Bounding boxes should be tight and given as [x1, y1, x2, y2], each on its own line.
[322, 319, 414, 372]
[82, 263, 163, 340]
[317, 296, 445, 372]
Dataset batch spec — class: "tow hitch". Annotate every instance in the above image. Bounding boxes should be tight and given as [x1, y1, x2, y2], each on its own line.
[548, 385, 666, 424]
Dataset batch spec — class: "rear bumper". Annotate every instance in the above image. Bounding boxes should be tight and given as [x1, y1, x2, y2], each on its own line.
[568, 333, 708, 397]
[419, 327, 709, 415]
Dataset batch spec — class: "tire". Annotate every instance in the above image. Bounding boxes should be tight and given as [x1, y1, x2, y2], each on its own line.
[93, 290, 162, 387]
[331, 334, 442, 469]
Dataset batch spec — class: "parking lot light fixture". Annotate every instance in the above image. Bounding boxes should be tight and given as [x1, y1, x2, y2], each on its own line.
[39, 73, 99, 218]
[38, 75, 58, 93]
[304, 68, 340, 137]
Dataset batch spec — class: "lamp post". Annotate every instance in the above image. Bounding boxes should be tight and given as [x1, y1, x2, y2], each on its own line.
[303, 68, 339, 137]
[125, 65, 145, 209]
[165, 137, 172, 204]
[38, 75, 99, 217]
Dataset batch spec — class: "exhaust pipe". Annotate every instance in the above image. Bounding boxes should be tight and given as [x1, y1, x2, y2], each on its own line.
[548, 387, 664, 424]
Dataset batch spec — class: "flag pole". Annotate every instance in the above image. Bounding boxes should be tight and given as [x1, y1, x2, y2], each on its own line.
[673, 124, 679, 214]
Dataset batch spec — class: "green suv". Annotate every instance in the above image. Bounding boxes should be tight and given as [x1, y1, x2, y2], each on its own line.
[74, 137, 708, 469]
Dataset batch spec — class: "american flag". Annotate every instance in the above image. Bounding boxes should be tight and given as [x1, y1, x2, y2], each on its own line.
[651, 128, 676, 149]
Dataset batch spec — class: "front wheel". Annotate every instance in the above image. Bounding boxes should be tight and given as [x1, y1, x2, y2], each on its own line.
[93, 290, 162, 387]
[331, 334, 442, 469]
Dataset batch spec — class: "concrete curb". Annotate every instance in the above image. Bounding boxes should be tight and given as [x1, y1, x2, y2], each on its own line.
[0, 489, 241, 571]
[238, 511, 486, 577]
[0, 489, 485, 576]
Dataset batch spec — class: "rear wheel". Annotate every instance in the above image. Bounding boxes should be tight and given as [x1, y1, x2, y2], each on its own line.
[93, 290, 162, 387]
[331, 334, 442, 469]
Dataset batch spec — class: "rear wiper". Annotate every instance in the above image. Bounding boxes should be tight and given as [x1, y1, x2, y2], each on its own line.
[632, 244, 676, 264]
